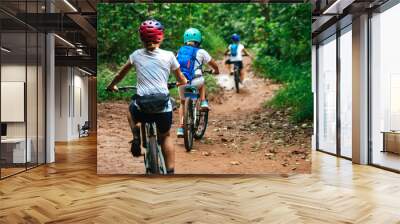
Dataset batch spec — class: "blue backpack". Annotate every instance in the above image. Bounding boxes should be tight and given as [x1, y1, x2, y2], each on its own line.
[177, 45, 201, 81]
[230, 44, 238, 57]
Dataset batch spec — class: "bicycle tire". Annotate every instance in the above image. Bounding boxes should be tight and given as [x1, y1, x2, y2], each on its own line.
[184, 98, 194, 151]
[234, 69, 240, 93]
[194, 101, 209, 140]
[141, 125, 147, 148]
[157, 145, 167, 174]
[147, 136, 160, 174]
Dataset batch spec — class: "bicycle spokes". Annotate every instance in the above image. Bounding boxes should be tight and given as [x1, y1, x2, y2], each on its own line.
[142, 122, 167, 175]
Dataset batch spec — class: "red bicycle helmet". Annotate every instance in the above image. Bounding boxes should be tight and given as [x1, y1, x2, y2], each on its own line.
[139, 19, 164, 43]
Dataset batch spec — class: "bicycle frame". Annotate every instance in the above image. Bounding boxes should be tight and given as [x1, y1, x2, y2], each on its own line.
[184, 85, 200, 99]
[184, 85, 201, 127]
[233, 63, 240, 73]
[184, 70, 213, 126]
[182, 74, 211, 151]
[110, 83, 177, 175]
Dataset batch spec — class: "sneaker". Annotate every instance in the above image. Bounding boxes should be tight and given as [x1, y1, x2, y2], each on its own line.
[200, 100, 209, 110]
[166, 168, 175, 175]
[177, 127, 184, 138]
[130, 138, 141, 157]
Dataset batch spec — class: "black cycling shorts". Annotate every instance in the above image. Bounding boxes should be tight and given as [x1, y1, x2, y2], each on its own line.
[225, 59, 243, 69]
[129, 101, 172, 134]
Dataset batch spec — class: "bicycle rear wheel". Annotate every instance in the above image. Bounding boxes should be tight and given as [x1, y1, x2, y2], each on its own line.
[184, 98, 194, 151]
[234, 69, 240, 93]
[194, 101, 209, 140]
[147, 136, 160, 174]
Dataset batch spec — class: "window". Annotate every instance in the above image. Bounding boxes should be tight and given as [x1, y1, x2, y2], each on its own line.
[370, 3, 400, 171]
[317, 35, 337, 154]
[0, 2, 46, 179]
[339, 26, 352, 158]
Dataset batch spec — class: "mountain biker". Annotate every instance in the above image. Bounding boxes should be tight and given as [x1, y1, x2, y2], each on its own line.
[106, 19, 187, 174]
[176, 27, 220, 138]
[224, 33, 252, 83]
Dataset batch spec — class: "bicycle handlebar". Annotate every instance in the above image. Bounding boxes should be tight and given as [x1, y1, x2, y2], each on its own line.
[168, 82, 177, 89]
[107, 82, 178, 93]
[117, 86, 136, 92]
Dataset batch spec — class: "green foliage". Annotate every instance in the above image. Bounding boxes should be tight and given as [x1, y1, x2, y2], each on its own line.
[266, 77, 313, 122]
[201, 29, 226, 60]
[97, 3, 312, 122]
[97, 64, 137, 102]
[97, 3, 231, 102]
[98, 3, 231, 65]
[204, 74, 220, 96]
[253, 4, 312, 123]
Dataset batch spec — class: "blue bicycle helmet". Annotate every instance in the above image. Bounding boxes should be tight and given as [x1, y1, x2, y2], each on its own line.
[231, 33, 240, 42]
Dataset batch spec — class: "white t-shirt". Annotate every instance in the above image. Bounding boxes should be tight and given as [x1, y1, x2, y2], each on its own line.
[229, 43, 244, 62]
[193, 49, 212, 75]
[129, 48, 180, 112]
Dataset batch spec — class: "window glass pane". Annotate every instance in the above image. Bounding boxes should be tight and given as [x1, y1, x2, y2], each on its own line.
[1, 30, 27, 177]
[27, 31, 38, 169]
[26, 0, 39, 169]
[317, 35, 337, 154]
[0, 1, 46, 178]
[340, 27, 352, 158]
[371, 3, 400, 170]
[38, 32, 45, 165]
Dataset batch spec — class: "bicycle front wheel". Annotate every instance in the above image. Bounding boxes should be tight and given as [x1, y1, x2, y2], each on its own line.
[234, 70, 240, 93]
[184, 98, 194, 151]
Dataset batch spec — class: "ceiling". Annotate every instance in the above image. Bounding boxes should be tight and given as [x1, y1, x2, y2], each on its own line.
[312, 0, 390, 41]
[0, 0, 98, 74]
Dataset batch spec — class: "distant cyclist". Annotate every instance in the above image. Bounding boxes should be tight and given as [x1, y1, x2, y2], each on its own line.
[176, 27, 220, 137]
[106, 19, 187, 174]
[224, 33, 252, 83]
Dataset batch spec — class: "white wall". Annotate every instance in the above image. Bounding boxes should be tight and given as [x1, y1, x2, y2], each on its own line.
[55, 66, 69, 141]
[1, 64, 25, 122]
[72, 72, 89, 138]
[55, 67, 89, 141]
[1, 65, 27, 138]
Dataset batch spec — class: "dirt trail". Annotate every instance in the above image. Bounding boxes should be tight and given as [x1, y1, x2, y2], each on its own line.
[97, 57, 311, 174]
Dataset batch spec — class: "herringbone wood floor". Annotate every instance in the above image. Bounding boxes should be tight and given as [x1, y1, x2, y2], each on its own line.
[1, 136, 400, 224]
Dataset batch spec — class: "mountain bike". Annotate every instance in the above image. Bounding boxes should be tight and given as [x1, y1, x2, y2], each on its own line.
[114, 83, 177, 174]
[183, 70, 212, 152]
[233, 63, 241, 93]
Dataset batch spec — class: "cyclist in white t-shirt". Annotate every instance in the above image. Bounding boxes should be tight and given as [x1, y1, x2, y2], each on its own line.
[176, 28, 220, 137]
[107, 20, 187, 174]
[224, 33, 253, 83]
